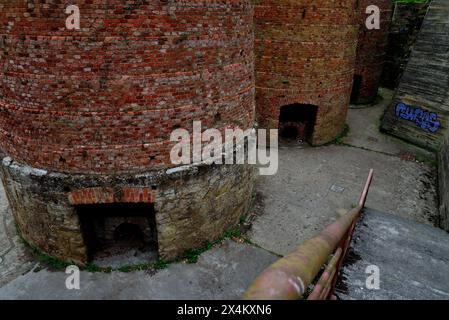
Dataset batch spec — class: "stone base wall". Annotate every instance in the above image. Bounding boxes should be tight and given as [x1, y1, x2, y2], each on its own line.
[438, 135, 449, 232]
[0, 156, 255, 264]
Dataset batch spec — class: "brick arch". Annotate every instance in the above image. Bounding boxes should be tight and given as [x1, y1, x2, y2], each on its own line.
[68, 187, 156, 205]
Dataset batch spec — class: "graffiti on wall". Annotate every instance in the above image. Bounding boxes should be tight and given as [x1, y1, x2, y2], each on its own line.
[395, 102, 441, 133]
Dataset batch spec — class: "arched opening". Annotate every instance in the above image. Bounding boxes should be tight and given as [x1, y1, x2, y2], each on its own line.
[77, 203, 158, 266]
[351, 74, 363, 103]
[279, 103, 318, 144]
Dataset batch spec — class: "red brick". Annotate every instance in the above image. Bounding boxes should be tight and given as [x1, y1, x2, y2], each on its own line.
[0, 0, 255, 173]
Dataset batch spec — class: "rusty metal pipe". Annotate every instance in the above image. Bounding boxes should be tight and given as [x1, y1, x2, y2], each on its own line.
[243, 170, 374, 300]
[243, 206, 361, 300]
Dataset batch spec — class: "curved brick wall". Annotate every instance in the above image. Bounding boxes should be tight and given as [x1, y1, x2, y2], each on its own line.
[0, 0, 255, 174]
[353, 0, 392, 104]
[0, 1, 256, 264]
[254, 0, 359, 145]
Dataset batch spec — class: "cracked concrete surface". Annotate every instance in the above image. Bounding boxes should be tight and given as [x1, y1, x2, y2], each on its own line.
[248, 145, 438, 256]
[0, 240, 278, 300]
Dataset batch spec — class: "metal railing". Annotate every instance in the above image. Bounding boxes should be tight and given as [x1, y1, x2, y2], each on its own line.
[243, 169, 374, 300]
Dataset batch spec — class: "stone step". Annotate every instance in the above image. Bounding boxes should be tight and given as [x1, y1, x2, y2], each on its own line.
[336, 207, 449, 300]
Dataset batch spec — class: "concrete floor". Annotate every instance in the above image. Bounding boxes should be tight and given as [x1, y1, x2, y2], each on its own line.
[0, 240, 277, 300]
[248, 144, 438, 256]
[0, 88, 441, 299]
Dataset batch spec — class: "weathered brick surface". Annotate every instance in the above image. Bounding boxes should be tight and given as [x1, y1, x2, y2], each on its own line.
[0, 0, 255, 173]
[254, 0, 359, 145]
[353, 0, 392, 104]
[68, 187, 156, 205]
[0, 1, 256, 264]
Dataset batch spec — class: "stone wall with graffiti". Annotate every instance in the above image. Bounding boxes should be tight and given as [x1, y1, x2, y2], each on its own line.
[381, 0, 449, 152]
[438, 135, 449, 232]
[394, 103, 441, 134]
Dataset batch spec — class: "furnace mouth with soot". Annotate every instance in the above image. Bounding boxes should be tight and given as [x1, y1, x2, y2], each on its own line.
[77, 203, 158, 265]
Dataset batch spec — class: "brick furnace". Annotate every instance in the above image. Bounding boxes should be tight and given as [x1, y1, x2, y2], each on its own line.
[0, 0, 255, 264]
[254, 0, 359, 145]
[351, 0, 392, 104]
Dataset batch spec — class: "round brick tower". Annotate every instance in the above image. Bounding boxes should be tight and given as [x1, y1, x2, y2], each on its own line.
[0, 0, 255, 264]
[352, 0, 392, 104]
[254, 0, 359, 145]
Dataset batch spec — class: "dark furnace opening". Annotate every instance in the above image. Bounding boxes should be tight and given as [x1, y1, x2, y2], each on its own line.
[77, 203, 158, 267]
[279, 104, 318, 144]
[351, 74, 363, 103]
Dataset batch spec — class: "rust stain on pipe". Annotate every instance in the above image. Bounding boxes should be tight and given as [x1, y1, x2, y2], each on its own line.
[243, 206, 360, 300]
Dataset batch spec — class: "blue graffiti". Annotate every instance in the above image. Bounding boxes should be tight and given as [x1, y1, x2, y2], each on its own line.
[395, 103, 441, 133]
